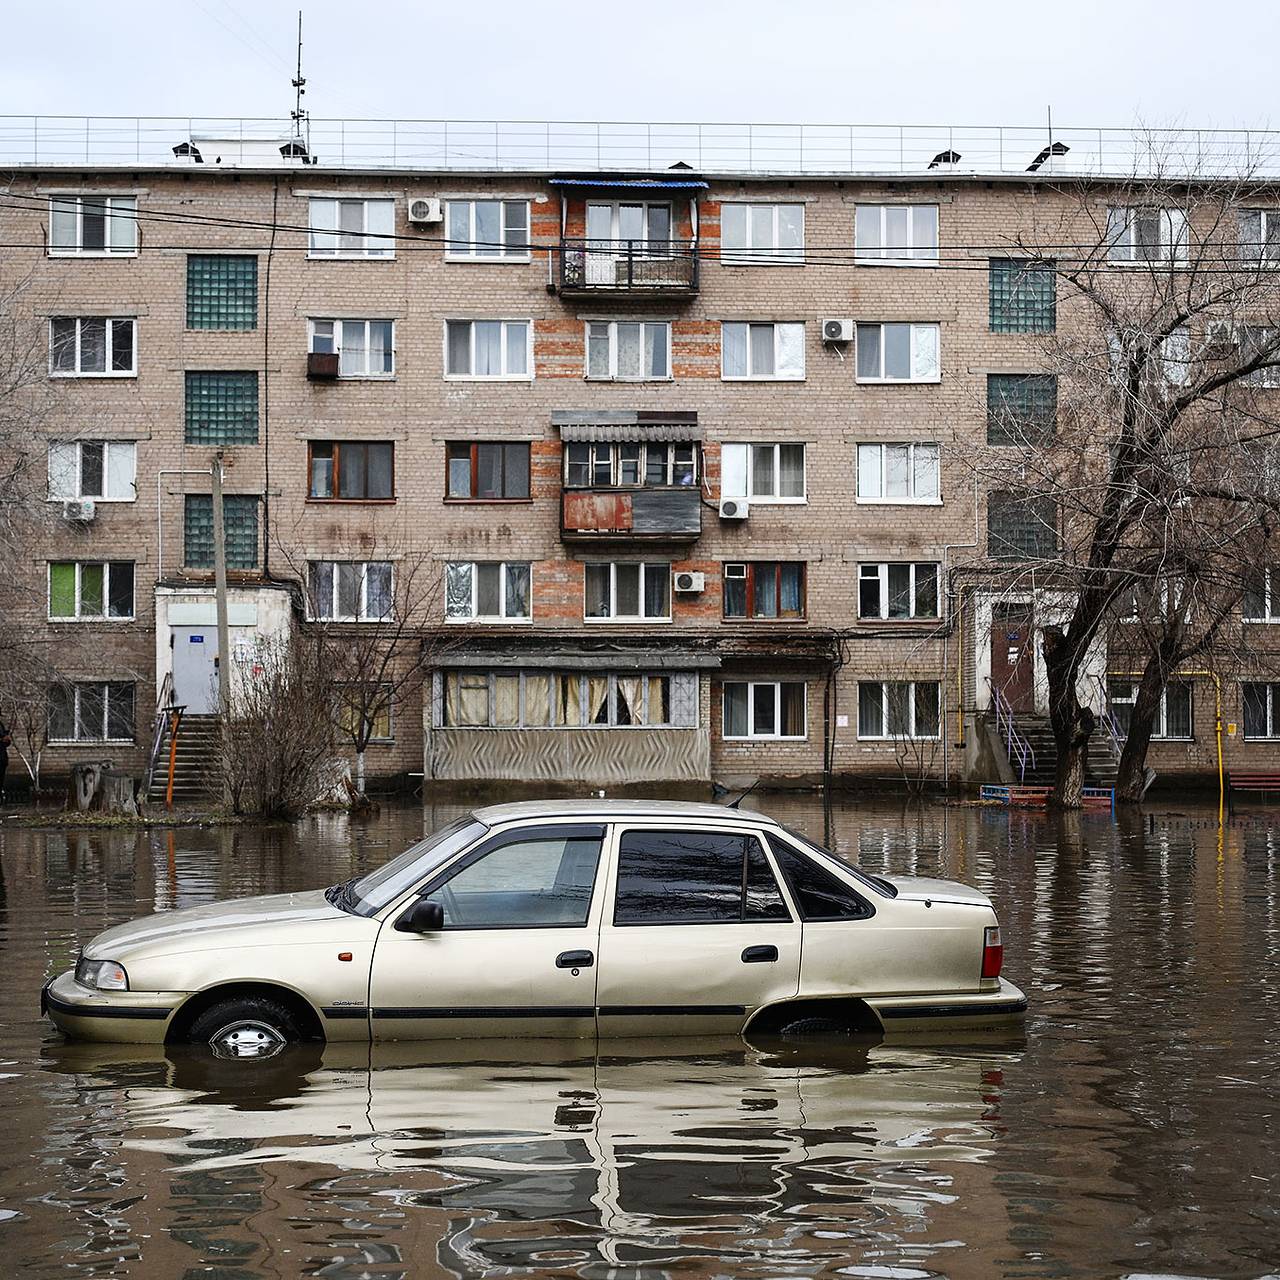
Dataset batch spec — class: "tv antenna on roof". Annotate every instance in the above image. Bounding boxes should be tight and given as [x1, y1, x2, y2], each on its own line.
[291, 10, 309, 148]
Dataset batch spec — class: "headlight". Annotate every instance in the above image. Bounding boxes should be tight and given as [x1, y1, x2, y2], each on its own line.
[75, 957, 129, 991]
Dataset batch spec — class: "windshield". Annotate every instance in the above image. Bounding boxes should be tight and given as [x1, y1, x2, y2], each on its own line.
[775, 823, 898, 898]
[340, 816, 488, 917]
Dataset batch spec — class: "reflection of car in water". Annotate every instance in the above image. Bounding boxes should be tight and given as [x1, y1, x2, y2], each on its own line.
[44, 800, 1025, 1053]
[42, 1034, 1024, 1275]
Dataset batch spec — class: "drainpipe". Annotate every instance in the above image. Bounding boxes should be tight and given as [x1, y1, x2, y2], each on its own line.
[941, 470, 982, 777]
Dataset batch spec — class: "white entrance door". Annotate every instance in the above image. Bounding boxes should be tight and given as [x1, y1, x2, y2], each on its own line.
[172, 626, 219, 714]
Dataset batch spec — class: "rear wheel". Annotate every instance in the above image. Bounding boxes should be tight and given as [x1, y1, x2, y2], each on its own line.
[188, 996, 301, 1060]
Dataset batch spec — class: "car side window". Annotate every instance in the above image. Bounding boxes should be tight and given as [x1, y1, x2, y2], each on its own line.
[767, 838, 874, 921]
[613, 829, 792, 925]
[421, 827, 604, 929]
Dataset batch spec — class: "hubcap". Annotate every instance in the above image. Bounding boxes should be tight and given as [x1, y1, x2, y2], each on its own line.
[209, 1019, 286, 1060]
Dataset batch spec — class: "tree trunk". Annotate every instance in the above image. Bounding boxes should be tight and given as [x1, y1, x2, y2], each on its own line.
[1115, 659, 1167, 803]
[355, 750, 366, 794]
[1043, 627, 1095, 810]
[94, 771, 139, 816]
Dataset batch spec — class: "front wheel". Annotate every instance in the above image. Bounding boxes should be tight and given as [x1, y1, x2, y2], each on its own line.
[776, 1015, 851, 1040]
[188, 996, 301, 1060]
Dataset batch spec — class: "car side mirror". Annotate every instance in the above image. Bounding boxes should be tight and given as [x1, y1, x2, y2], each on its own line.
[394, 897, 444, 934]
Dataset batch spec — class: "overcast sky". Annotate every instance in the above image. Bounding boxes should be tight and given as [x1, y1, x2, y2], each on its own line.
[1, 0, 1275, 130]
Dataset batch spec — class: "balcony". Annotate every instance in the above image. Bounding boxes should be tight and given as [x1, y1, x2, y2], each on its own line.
[561, 486, 702, 543]
[559, 239, 699, 299]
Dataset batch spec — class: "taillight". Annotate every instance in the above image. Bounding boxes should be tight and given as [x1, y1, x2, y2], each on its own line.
[981, 926, 1003, 979]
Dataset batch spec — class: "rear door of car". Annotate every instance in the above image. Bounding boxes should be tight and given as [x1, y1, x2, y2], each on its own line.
[594, 823, 802, 1038]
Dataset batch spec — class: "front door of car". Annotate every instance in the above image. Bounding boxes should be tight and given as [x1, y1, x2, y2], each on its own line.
[595, 825, 802, 1038]
[369, 823, 606, 1040]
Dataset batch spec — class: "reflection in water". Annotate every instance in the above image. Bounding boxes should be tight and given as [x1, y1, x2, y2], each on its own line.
[1, 796, 1279, 1277]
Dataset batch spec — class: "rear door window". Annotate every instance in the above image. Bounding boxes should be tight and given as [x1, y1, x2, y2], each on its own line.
[767, 838, 874, 920]
[613, 829, 791, 925]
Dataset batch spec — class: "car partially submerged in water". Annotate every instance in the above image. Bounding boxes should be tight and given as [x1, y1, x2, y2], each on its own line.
[43, 800, 1025, 1054]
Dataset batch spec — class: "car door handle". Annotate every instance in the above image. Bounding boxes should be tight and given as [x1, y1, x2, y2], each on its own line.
[741, 945, 779, 964]
[556, 950, 594, 969]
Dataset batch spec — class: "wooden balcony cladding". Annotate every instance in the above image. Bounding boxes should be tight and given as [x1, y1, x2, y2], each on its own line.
[561, 487, 702, 541]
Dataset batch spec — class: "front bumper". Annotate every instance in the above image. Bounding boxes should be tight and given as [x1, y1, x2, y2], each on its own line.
[867, 978, 1028, 1032]
[42, 970, 184, 1044]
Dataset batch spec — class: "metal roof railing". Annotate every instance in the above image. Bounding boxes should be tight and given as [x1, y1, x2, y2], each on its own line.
[2, 115, 1280, 179]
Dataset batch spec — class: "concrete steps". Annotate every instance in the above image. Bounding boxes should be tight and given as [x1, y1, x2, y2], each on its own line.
[148, 714, 222, 802]
[1003, 715, 1119, 789]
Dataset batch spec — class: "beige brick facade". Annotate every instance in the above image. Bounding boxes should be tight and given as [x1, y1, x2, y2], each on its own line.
[5, 163, 1277, 792]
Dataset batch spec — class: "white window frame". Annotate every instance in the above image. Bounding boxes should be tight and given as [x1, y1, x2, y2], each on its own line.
[719, 202, 805, 265]
[856, 680, 942, 740]
[49, 317, 136, 378]
[584, 321, 672, 381]
[309, 561, 394, 622]
[855, 322, 941, 384]
[564, 441, 697, 489]
[444, 199, 531, 262]
[857, 562, 941, 620]
[583, 562, 671, 623]
[1238, 208, 1280, 266]
[721, 680, 808, 740]
[854, 204, 940, 265]
[1108, 678, 1193, 741]
[1244, 567, 1280, 621]
[47, 561, 135, 621]
[586, 201, 673, 251]
[1244, 682, 1280, 739]
[720, 442, 807, 504]
[47, 680, 135, 743]
[720, 322, 806, 381]
[856, 442, 941, 504]
[1106, 207, 1189, 265]
[445, 561, 533, 623]
[1239, 325, 1280, 387]
[308, 318, 396, 378]
[307, 197, 395, 260]
[47, 440, 136, 502]
[443, 319, 532, 381]
[48, 195, 137, 257]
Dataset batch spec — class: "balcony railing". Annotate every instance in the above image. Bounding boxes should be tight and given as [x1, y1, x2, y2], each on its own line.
[559, 239, 698, 296]
[561, 487, 702, 541]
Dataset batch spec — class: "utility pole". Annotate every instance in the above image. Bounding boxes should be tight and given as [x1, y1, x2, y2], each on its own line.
[211, 454, 233, 805]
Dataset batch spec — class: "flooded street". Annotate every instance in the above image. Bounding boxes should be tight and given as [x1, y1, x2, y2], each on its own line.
[2, 794, 1279, 1278]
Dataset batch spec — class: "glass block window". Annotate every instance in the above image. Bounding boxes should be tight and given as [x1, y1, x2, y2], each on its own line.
[187, 256, 258, 330]
[184, 494, 260, 569]
[988, 492, 1058, 560]
[987, 374, 1058, 445]
[185, 372, 259, 444]
[989, 259, 1056, 333]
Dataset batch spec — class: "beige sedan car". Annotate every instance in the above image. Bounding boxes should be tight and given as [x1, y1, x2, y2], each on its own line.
[43, 800, 1025, 1055]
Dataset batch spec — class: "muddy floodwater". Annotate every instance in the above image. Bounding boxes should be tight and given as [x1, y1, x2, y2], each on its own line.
[1, 793, 1278, 1279]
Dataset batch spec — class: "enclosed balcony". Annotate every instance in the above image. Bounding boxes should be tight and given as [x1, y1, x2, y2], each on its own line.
[551, 175, 705, 300]
[555, 412, 703, 543]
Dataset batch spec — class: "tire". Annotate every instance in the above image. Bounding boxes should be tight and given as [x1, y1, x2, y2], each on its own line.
[187, 996, 301, 1060]
[776, 1015, 851, 1040]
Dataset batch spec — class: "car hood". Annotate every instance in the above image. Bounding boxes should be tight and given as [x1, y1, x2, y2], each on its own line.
[881, 876, 993, 908]
[83, 890, 345, 959]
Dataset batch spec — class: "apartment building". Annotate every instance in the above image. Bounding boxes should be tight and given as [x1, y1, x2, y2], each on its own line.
[5, 120, 1280, 793]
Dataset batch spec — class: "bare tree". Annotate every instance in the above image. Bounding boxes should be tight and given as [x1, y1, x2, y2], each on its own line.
[0, 649, 53, 795]
[970, 174, 1280, 806]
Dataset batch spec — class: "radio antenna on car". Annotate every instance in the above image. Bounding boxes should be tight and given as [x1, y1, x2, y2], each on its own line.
[725, 778, 763, 809]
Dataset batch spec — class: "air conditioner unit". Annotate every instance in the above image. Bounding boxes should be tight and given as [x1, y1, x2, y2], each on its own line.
[408, 197, 443, 224]
[822, 317, 854, 343]
[719, 497, 750, 520]
[62, 499, 95, 522]
[673, 570, 706, 594]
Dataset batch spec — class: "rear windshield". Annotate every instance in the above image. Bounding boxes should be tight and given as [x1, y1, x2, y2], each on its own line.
[774, 823, 898, 898]
[347, 816, 488, 916]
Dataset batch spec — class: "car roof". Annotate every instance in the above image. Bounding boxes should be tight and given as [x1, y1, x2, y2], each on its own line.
[470, 799, 782, 828]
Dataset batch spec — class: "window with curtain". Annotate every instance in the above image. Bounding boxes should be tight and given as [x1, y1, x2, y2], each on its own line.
[854, 323, 940, 382]
[564, 442, 696, 488]
[446, 442, 531, 499]
[438, 670, 696, 728]
[721, 681, 806, 739]
[1106, 207, 1188, 263]
[308, 561, 393, 621]
[854, 204, 939, 262]
[722, 562, 806, 619]
[1108, 678, 1192, 740]
[47, 680, 134, 742]
[720, 203, 804, 265]
[444, 320, 530, 378]
[1243, 683, 1280, 738]
[335, 685, 393, 741]
[309, 319, 394, 377]
[50, 317, 136, 376]
[1239, 209, 1280, 265]
[445, 561, 532, 621]
[445, 200, 530, 259]
[47, 440, 136, 501]
[721, 322, 805, 379]
[49, 195, 137, 255]
[584, 562, 670, 620]
[857, 681, 941, 739]
[308, 198, 394, 257]
[857, 563, 939, 619]
[586, 322, 671, 380]
[857, 443, 940, 502]
[308, 442, 394, 500]
[720, 442, 805, 501]
[48, 561, 134, 620]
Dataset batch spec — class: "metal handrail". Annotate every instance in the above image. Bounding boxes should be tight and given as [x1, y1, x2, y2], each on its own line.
[142, 674, 186, 800]
[560, 237, 699, 291]
[3, 116, 1280, 178]
[1092, 674, 1127, 761]
[986, 677, 1036, 783]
